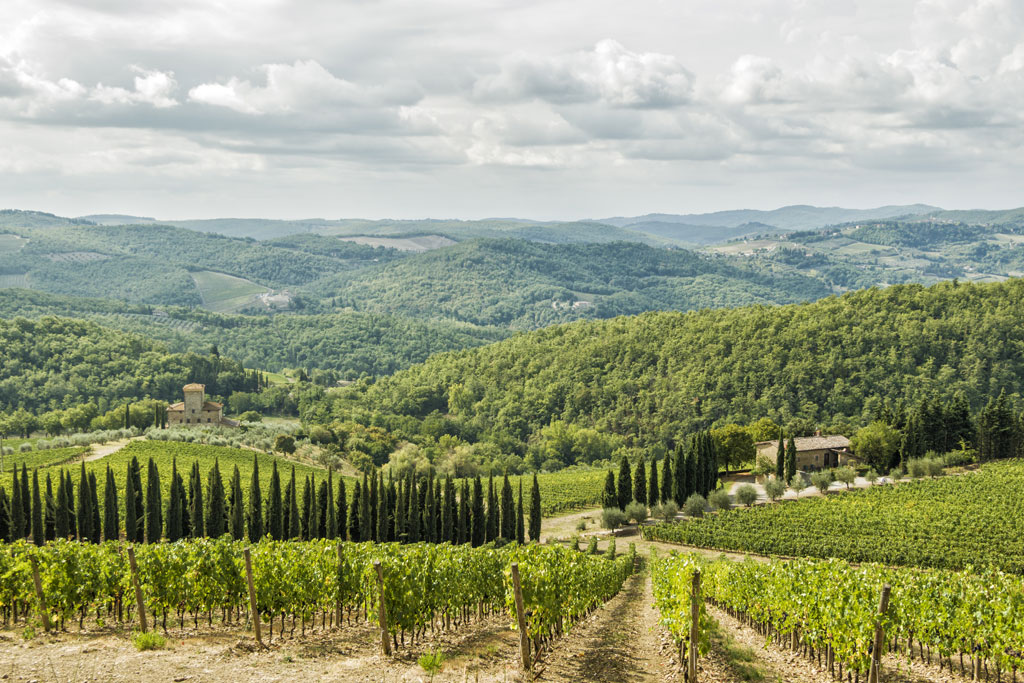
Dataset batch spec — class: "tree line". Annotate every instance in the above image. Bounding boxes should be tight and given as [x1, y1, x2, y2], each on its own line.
[602, 431, 720, 510]
[0, 456, 543, 547]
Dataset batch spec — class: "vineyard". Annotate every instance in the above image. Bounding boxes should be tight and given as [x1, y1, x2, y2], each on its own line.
[462, 468, 606, 517]
[0, 538, 633, 655]
[652, 551, 1024, 680]
[643, 460, 1024, 572]
[2, 445, 90, 471]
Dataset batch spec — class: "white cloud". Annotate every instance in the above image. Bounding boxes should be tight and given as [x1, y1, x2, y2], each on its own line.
[91, 67, 178, 108]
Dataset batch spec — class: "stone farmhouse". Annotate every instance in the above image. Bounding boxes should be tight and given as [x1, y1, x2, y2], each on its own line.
[755, 433, 855, 471]
[166, 384, 239, 427]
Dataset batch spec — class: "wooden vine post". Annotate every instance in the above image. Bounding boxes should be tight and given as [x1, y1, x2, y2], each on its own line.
[243, 547, 263, 648]
[688, 568, 701, 683]
[374, 560, 391, 655]
[867, 583, 891, 683]
[28, 557, 51, 632]
[511, 562, 532, 671]
[126, 545, 148, 633]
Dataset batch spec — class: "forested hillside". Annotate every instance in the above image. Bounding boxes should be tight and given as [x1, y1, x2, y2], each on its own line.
[311, 279, 1024, 450]
[315, 239, 832, 328]
[0, 316, 256, 413]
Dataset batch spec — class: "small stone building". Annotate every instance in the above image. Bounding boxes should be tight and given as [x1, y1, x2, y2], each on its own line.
[166, 384, 237, 427]
[755, 434, 855, 471]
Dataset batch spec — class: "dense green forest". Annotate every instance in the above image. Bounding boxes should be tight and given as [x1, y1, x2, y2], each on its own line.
[0, 289, 508, 376]
[0, 317, 257, 413]
[307, 279, 1024, 455]
[314, 239, 832, 328]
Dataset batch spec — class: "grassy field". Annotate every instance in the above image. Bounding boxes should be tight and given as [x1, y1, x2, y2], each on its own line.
[190, 270, 268, 313]
[337, 234, 456, 252]
[456, 468, 607, 517]
[2, 446, 91, 473]
[0, 234, 27, 254]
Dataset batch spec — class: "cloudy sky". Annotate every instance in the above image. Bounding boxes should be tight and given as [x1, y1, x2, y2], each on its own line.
[1, 0, 1022, 220]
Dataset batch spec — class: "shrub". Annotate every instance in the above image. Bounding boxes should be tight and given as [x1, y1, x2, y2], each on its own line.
[586, 537, 599, 554]
[810, 471, 831, 493]
[654, 500, 679, 521]
[624, 500, 648, 524]
[418, 649, 445, 680]
[133, 631, 166, 651]
[790, 474, 807, 497]
[944, 447, 976, 467]
[604, 538, 617, 559]
[764, 477, 786, 501]
[274, 434, 296, 455]
[834, 466, 857, 489]
[888, 467, 903, 481]
[925, 457, 945, 478]
[864, 468, 879, 484]
[601, 507, 628, 530]
[683, 494, 706, 518]
[735, 484, 758, 507]
[575, 519, 587, 531]
[908, 458, 927, 479]
[18, 442, 32, 453]
[708, 488, 731, 511]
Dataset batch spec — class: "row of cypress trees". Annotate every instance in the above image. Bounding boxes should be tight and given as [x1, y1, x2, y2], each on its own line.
[602, 431, 720, 510]
[0, 456, 545, 546]
[774, 433, 798, 482]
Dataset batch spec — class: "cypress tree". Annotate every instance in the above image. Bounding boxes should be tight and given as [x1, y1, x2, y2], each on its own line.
[55, 471, 69, 540]
[648, 457, 659, 506]
[456, 481, 469, 544]
[602, 470, 617, 508]
[326, 469, 337, 539]
[20, 465, 29, 535]
[146, 458, 162, 543]
[433, 478, 442, 541]
[309, 476, 320, 539]
[673, 444, 687, 506]
[708, 432, 720, 493]
[660, 452, 672, 505]
[189, 461, 204, 537]
[124, 464, 137, 542]
[336, 476, 347, 540]
[485, 475, 498, 542]
[77, 462, 93, 543]
[0, 487, 10, 542]
[317, 480, 329, 538]
[368, 474, 378, 540]
[686, 447, 698, 499]
[283, 467, 294, 538]
[130, 457, 144, 542]
[104, 465, 119, 541]
[442, 477, 455, 543]
[500, 473, 515, 540]
[229, 465, 244, 540]
[348, 480, 361, 542]
[165, 458, 183, 542]
[31, 469, 43, 546]
[901, 409, 925, 473]
[247, 456, 263, 541]
[10, 469, 23, 539]
[287, 474, 300, 539]
[470, 476, 484, 546]
[633, 457, 647, 506]
[44, 473, 55, 541]
[785, 435, 798, 483]
[515, 478, 525, 544]
[206, 460, 226, 538]
[360, 473, 372, 542]
[66, 471, 78, 539]
[423, 475, 435, 543]
[407, 474, 419, 543]
[616, 456, 632, 510]
[775, 432, 785, 480]
[301, 476, 313, 540]
[394, 479, 406, 541]
[376, 478, 389, 542]
[265, 462, 283, 541]
[89, 472, 101, 543]
[387, 476, 398, 542]
[528, 473, 541, 542]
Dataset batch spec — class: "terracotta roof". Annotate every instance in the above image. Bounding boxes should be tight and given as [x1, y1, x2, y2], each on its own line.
[755, 435, 851, 451]
[183, 383, 205, 391]
[166, 402, 185, 411]
[203, 401, 223, 410]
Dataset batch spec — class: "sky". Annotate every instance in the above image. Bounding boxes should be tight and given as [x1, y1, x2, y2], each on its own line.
[1, 0, 1023, 220]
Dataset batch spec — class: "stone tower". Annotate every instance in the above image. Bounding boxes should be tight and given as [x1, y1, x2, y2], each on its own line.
[183, 383, 205, 421]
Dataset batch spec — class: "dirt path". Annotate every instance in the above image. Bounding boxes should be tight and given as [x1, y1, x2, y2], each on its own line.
[535, 572, 670, 683]
[83, 437, 140, 462]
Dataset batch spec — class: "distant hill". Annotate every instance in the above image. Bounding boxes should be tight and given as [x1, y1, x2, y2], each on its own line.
[0, 209, 94, 229]
[77, 214, 157, 225]
[599, 204, 940, 232]
[927, 207, 1024, 227]
[311, 238, 833, 328]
